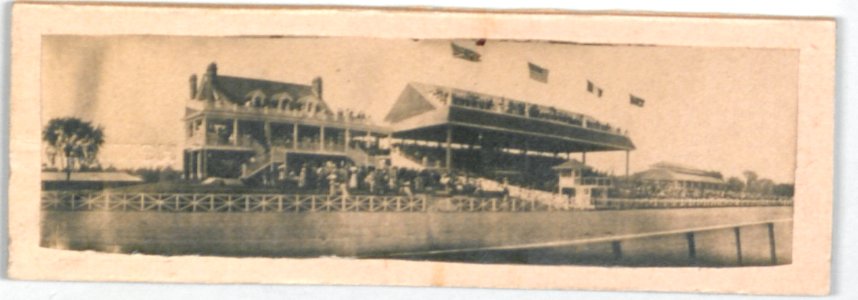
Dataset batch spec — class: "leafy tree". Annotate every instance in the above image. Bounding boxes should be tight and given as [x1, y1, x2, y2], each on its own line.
[742, 170, 759, 194]
[756, 178, 775, 196]
[42, 117, 105, 180]
[726, 176, 745, 192]
[773, 183, 795, 198]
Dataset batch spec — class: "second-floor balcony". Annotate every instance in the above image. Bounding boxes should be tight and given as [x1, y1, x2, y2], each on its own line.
[187, 100, 375, 128]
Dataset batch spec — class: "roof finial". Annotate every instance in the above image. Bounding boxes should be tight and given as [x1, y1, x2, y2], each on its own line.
[206, 62, 217, 76]
[312, 77, 323, 99]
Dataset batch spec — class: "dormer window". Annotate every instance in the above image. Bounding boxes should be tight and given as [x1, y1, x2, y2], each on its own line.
[245, 90, 267, 108]
[272, 92, 294, 110]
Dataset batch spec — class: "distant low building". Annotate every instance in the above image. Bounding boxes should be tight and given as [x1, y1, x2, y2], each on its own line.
[632, 162, 726, 198]
[42, 171, 144, 191]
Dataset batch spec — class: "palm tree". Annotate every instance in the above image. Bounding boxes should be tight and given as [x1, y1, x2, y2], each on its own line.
[42, 117, 105, 180]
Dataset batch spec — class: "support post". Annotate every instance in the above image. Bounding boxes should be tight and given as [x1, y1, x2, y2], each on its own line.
[611, 241, 623, 262]
[292, 124, 299, 150]
[196, 150, 204, 179]
[767, 223, 778, 265]
[183, 151, 189, 179]
[445, 125, 453, 171]
[625, 150, 630, 178]
[202, 150, 208, 179]
[345, 128, 351, 151]
[734, 227, 743, 266]
[232, 119, 239, 146]
[523, 139, 530, 175]
[582, 152, 587, 164]
[686, 232, 697, 264]
[201, 117, 208, 145]
[264, 121, 272, 149]
[319, 126, 325, 151]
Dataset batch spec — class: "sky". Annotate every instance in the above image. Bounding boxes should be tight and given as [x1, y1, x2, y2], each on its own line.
[41, 36, 798, 183]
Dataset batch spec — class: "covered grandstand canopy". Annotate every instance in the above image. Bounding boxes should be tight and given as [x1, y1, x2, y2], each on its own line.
[634, 162, 725, 185]
[384, 82, 635, 154]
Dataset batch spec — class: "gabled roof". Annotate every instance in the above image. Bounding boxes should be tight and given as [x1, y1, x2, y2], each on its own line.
[634, 168, 725, 184]
[387, 82, 599, 123]
[197, 75, 315, 106]
[552, 159, 591, 171]
[650, 161, 716, 177]
[384, 83, 441, 123]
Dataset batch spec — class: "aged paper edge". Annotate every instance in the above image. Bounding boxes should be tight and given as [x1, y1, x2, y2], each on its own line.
[7, 3, 835, 295]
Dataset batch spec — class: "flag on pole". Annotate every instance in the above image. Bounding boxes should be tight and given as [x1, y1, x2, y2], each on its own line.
[528, 62, 549, 83]
[587, 80, 595, 93]
[451, 43, 481, 62]
[587, 80, 604, 98]
[630, 94, 646, 107]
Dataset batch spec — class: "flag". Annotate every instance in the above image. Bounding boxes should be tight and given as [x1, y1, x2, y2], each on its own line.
[630, 94, 646, 107]
[528, 62, 549, 83]
[451, 43, 481, 62]
[587, 80, 604, 98]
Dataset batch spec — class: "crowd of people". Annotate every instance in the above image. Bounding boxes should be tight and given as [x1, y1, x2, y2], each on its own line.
[434, 89, 625, 135]
[277, 161, 504, 197]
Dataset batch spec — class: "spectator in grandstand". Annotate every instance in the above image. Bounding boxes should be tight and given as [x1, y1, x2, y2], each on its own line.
[298, 164, 308, 188]
[364, 168, 376, 194]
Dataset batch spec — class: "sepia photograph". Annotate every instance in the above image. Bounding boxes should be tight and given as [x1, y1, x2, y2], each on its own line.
[7, 3, 835, 295]
[39, 35, 797, 266]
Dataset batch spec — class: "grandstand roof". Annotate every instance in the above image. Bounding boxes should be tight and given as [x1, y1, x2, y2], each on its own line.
[634, 165, 725, 185]
[384, 83, 635, 153]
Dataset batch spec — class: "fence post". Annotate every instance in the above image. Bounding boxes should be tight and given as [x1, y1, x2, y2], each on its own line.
[734, 227, 743, 266]
[277, 195, 283, 212]
[767, 223, 778, 265]
[686, 232, 697, 265]
[611, 241, 623, 262]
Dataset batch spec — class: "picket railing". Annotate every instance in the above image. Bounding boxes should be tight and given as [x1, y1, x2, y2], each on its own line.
[41, 192, 792, 213]
[593, 198, 793, 210]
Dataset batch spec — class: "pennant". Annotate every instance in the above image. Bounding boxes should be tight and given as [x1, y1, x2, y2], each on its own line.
[528, 62, 549, 83]
[451, 43, 481, 62]
[630, 94, 646, 107]
[587, 80, 604, 98]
